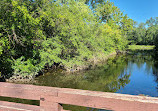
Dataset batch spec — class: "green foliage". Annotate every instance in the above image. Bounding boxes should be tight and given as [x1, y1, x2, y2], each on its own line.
[128, 17, 158, 46]
[0, 0, 133, 79]
[12, 57, 39, 78]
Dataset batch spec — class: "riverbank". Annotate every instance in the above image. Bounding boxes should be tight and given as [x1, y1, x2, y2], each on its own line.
[5, 51, 120, 83]
[64, 51, 120, 73]
[5, 45, 155, 83]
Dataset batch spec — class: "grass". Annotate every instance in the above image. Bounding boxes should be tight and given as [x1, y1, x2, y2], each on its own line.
[128, 45, 155, 50]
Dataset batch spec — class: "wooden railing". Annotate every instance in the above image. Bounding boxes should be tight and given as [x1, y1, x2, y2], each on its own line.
[0, 82, 158, 111]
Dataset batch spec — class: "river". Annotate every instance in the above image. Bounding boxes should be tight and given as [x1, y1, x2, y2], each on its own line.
[35, 50, 158, 97]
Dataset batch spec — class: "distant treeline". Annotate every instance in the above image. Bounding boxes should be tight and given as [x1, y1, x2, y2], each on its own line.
[0, 0, 136, 79]
[128, 17, 158, 47]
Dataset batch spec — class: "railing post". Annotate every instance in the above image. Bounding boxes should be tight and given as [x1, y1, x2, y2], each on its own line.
[40, 95, 63, 111]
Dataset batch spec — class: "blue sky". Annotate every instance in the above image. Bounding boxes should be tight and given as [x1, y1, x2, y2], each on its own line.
[110, 0, 158, 24]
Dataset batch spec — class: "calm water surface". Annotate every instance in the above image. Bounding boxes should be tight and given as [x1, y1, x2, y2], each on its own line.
[35, 50, 158, 97]
[33, 50, 158, 110]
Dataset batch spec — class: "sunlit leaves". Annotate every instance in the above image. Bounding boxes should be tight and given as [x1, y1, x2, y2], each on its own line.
[0, 0, 133, 78]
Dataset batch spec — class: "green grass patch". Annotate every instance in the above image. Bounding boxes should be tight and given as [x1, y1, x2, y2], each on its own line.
[128, 45, 155, 50]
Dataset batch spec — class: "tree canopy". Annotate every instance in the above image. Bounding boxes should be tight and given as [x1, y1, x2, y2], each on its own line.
[128, 17, 158, 46]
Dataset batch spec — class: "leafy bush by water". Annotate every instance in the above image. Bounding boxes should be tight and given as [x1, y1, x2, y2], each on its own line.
[0, 0, 134, 79]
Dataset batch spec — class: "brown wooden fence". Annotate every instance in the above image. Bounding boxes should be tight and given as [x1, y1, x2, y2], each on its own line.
[0, 82, 158, 111]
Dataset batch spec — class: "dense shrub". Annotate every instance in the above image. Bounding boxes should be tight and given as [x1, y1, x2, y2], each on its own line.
[0, 0, 134, 79]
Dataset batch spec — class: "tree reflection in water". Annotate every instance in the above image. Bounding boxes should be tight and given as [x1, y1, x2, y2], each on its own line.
[35, 54, 131, 93]
[35, 50, 158, 110]
[35, 54, 131, 111]
[152, 51, 158, 91]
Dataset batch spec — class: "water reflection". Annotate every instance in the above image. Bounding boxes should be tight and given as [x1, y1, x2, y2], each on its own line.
[117, 50, 158, 96]
[152, 51, 158, 91]
[35, 55, 130, 93]
[34, 50, 158, 110]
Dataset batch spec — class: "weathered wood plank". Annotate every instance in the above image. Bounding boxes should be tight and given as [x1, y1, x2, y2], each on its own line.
[1, 82, 158, 111]
[47, 88, 158, 111]
[0, 82, 58, 100]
